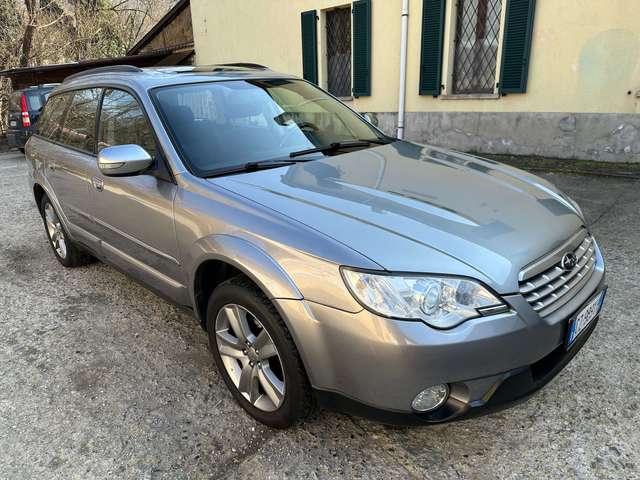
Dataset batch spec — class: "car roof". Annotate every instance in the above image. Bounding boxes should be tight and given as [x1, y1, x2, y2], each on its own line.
[54, 65, 298, 94]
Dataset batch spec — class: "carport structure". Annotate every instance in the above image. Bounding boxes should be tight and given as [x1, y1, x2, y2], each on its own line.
[0, 0, 193, 90]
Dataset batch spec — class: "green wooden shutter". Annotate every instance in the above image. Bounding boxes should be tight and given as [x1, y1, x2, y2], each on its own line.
[301, 10, 318, 84]
[352, 0, 372, 97]
[419, 0, 446, 96]
[499, 0, 536, 93]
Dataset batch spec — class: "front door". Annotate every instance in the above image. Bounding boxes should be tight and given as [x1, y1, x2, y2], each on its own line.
[92, 88, 185, 302]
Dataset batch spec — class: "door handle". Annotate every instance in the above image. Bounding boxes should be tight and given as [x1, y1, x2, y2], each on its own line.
[49, 162, 56, 171]
[92, 177, 104, 192]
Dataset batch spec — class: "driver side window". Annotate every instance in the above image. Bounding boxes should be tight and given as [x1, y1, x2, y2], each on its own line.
[98, 89, 156, 157]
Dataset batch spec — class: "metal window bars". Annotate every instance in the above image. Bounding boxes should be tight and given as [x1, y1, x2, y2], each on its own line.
[326, 7, 352, 98]
[452, 0, 503, 94]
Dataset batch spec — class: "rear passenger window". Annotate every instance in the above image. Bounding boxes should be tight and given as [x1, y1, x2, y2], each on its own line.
[26, 93, 43, 111]
[59, 89, 101, 153]
[37, 93, 73, 141]
[98, 89, 156, 156]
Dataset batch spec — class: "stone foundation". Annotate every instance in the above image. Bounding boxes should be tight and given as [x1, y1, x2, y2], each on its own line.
[369, 112, 640, 163]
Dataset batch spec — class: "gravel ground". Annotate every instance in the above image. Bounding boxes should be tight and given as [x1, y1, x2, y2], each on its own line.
[1, 150, 639, 480]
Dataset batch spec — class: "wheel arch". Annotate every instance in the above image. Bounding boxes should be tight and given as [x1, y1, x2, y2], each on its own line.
[190, 234, 303, 328]
[33, 183, 46, 208]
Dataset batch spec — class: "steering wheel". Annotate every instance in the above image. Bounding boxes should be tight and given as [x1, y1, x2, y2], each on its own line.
[278, 121, 319, 148]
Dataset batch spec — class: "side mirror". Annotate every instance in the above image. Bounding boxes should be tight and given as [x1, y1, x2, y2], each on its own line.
[363, 113, 373, 124]
[98, 144, 152, 176]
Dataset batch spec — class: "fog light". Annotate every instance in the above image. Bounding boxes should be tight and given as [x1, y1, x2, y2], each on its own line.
[412, 384, 449, 412]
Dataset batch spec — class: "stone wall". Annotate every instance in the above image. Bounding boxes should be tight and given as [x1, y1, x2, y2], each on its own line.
[370, 112, 640, 163]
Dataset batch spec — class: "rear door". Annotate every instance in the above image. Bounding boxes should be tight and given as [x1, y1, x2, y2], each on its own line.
[44, 88, 102, 246]
[7, 91, 24, 144]
[93, 88, 183, 301]
[7, 90, 46, 138]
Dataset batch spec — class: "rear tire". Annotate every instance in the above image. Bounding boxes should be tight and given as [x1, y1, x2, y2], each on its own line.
[39, 194, 93, 268]
[206, 276, 314, 428]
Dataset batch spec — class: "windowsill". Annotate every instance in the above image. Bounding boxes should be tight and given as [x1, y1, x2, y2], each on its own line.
[337, 96, 354, 102]
[439, 93, 501, 100]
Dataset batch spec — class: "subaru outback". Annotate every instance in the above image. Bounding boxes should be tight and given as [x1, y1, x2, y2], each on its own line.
[25, 64, 606, 428]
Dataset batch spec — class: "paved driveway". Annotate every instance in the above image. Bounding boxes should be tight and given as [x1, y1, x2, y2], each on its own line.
[1, 150, 638, 480]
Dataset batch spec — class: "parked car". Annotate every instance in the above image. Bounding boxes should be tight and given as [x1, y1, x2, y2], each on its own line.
[25, 65, 606, 428]
[6, 84, 58, 152]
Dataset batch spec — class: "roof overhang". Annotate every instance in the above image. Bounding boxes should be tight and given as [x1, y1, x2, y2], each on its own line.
[0, 50, 192, 89]
[127, 0, 191, 55]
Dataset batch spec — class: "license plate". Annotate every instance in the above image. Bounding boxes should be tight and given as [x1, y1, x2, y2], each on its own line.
[566, 289, 606, 349]
[9, 121, 17, 127]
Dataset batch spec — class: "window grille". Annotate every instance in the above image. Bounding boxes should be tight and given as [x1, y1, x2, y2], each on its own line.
[452, 0, 503, 94]
[326, 7, 352, 97]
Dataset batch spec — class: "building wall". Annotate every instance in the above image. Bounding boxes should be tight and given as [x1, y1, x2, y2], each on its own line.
[190, 0, 640, 161]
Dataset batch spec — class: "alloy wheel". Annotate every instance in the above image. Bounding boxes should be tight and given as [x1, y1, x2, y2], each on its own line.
[44, 202, 67, 259]
[215, 304, 286, 412]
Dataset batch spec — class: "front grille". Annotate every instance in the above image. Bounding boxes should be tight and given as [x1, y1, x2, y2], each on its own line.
[519, 232, 596, 317]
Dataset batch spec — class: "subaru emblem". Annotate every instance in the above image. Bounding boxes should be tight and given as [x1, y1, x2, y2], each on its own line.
[561, 252, 578, 271]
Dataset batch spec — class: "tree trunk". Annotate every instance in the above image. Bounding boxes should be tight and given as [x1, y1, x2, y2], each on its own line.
[19, 0, 39, 67]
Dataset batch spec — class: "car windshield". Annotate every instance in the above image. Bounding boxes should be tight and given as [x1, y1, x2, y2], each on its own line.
[152, 79, 390, 176]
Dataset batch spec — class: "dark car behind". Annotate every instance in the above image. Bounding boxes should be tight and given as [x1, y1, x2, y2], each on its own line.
[6, 84, 57, 151]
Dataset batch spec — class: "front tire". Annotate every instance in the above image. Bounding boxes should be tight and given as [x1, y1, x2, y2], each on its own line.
[206, 276, 314, 428]
[39, 194, 92, 268]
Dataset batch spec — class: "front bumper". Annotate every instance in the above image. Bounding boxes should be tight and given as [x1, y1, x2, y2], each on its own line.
[274, 247, 605, 423]
[315, 312, 600, 425]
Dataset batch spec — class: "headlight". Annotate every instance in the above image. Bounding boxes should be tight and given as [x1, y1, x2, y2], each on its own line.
[341, 269, 505, 329]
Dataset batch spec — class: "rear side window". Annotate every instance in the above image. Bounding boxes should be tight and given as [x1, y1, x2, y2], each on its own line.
[37, 93, 73, 141]
[98, 89, 156, 156]
[59, 89, 101, 153]
[26, 93, 43, 111]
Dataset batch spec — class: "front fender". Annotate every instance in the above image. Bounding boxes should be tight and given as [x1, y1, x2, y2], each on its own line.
[188, 234, 303, 312]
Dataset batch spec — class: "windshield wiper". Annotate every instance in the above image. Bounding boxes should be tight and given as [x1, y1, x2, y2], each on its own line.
[289, 139, 385, 158]
[203, 159, 311, 178]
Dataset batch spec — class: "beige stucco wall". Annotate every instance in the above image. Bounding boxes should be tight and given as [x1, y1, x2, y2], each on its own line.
[191, 0, 640, 115]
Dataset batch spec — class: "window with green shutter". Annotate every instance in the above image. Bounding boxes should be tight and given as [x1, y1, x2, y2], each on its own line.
[352, 0, 371, 97]
[419, 0, 446, 96]
[499, 0, 536, 93]
[301, 10, 318, 84]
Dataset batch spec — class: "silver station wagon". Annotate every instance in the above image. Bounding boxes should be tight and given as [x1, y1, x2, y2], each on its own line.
[26, 64, 606, 428]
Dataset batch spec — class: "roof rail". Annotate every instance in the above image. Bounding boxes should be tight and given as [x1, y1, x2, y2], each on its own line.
[214, 63, 270, 70]
[64, 65, 143, 82]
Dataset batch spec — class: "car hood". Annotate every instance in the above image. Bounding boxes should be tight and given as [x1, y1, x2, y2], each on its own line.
[211, 142, 584, 292]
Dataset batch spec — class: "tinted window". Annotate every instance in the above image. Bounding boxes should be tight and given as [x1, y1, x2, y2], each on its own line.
[59, 89, 101, 152]
[26, 93, 43, 111]
[98, 89, 156, 156]
[37, 93, 73, 141]
[152, 79, 385, 176]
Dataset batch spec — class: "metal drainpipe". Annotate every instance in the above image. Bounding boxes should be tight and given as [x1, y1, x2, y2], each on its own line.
[397, 0, 410, 140]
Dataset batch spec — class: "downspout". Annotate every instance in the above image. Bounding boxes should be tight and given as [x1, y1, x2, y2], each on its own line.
[397, 0, 409, 139]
